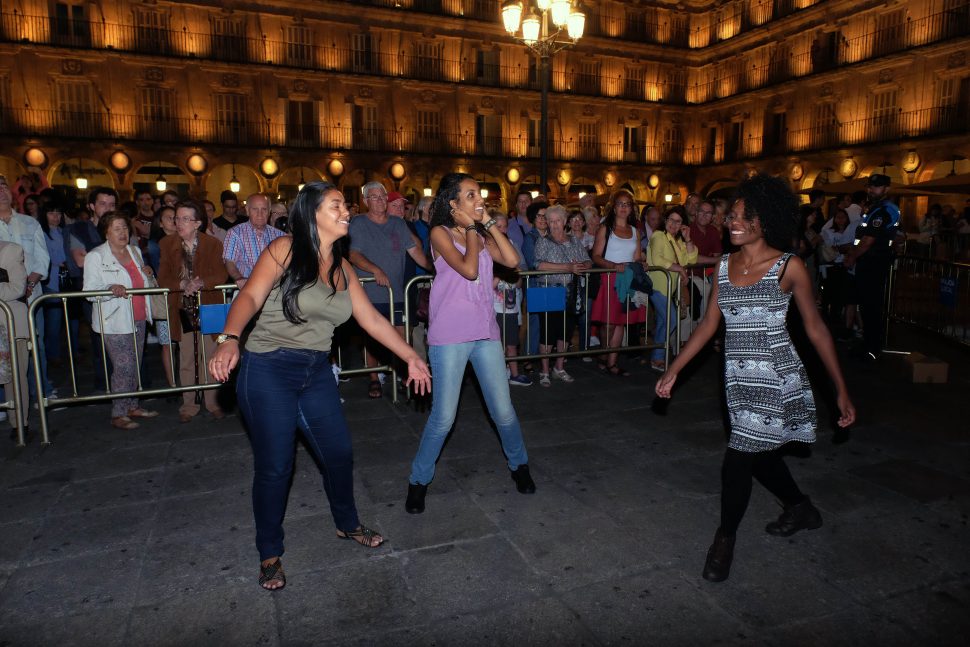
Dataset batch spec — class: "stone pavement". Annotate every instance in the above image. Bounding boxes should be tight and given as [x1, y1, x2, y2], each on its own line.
[1, 325, 969, 646]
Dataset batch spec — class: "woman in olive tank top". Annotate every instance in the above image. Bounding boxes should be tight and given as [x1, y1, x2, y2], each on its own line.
[209, 182, 431, 591]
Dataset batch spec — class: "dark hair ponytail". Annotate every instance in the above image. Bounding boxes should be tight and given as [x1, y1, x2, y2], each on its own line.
[429, 172, 474, 229]
[279, 181, 346, 324]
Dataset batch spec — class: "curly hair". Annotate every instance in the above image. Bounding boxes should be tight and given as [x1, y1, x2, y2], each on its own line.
[429, 172, 474, 229]
[736, 174, 799, 253]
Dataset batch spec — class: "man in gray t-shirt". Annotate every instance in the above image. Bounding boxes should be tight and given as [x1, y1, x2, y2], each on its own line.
[349, 182, 429, 397]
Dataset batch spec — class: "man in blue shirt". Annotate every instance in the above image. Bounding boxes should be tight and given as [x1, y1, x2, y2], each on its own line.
[844, 174, 899, 359]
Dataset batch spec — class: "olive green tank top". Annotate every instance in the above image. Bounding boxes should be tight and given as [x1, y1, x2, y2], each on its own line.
[246, 277, 352, 353]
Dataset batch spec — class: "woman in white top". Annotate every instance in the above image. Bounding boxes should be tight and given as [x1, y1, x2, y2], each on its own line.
[589, 190, 646, 377]
[83, 213, 158, 430]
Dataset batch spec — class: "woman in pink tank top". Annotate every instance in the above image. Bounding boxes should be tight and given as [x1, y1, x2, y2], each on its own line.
[405, 173, 536, 514]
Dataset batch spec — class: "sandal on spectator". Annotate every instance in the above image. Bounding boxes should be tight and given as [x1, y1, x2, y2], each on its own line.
[605, 363, 630, 378]
[336, 525, 384, 548]
[650, 360, 666, 373]
[367, 380, 382, 399]
[111, 416, 139, 430]
[127, 408, 159, 419]
[258, 558, 285, 590]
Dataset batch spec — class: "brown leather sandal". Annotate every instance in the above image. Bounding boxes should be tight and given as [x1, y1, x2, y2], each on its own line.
[258, 559, 286, 590]
[111, 416, 139, 430]
[336, 525, 384, 548]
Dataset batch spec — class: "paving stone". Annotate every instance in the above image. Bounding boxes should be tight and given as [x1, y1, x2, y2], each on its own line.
[151, 490, 251, 542]
[160, 452, 251, 497]
[849, 459, 970, 503]
[0, 609, 130, 647]
[0, 482, 65, 522]
[0, 520, 42, 569]
[559, 567, 749, 644]
[26, 503, 155, 564]
[0, 549, 141, 622]
[374, 489, 500, 552]
[51, 469, 166, 515]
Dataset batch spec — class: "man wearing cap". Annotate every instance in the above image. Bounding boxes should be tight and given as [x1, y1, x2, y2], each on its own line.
[844, 173, 899, 359]
[349, 182, 430, 398]
[386, 191, 408, 219]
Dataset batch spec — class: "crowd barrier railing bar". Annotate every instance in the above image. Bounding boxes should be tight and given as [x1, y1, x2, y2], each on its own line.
[27, 278, 397, 445]
[1, 299, 26, 446]
[888, 255, 970, 347]
[403, 267, 679, 377]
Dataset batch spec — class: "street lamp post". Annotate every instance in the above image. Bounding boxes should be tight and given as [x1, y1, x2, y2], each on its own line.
[501, 1, 585, 196]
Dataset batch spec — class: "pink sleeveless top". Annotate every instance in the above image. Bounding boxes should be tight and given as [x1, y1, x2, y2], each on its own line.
[427, 236, 500, 346]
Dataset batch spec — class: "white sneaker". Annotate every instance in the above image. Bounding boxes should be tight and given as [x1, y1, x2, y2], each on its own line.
[551, 368, 574, 383]
[538, 373, 551, 387]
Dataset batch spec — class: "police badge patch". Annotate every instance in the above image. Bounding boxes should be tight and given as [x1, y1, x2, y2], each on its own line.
[870, 216, 883, 228]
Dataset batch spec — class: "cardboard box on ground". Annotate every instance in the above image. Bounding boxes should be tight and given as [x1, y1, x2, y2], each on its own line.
[905, 352, 949, 384]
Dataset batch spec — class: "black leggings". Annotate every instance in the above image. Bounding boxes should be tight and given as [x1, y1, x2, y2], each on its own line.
[720, 447, 805, 536]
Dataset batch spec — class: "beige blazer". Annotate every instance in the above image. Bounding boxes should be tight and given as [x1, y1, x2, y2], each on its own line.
[0, 241, 28, 337]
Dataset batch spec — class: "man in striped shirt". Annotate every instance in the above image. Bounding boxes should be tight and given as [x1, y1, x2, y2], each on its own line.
[222, 194, 284, 288]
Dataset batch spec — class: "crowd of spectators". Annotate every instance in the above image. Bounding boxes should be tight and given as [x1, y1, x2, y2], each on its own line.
[2, 169, 966, 433]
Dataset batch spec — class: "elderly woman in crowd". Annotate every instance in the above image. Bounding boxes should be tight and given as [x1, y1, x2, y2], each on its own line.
[580, 206, 600, 251]
[590, 190, 646, 377]
[534, 204, 591, 386]
[158, 201, 226, 423]
[83, 212, 158, 430]
[646, 206, 698, 372]
[0, 240, 28, 437]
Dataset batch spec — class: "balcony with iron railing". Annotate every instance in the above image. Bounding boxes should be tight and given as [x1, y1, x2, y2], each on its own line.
[2, 4, 967, 106]
[2, 103, 965, 164]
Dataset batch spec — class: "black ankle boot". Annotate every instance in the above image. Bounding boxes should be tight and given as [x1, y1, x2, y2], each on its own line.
[702, 528, 736, 582]
[405, 483, 427, 514]
[510, 465, 536, 494]
[765, 497, 823, 537]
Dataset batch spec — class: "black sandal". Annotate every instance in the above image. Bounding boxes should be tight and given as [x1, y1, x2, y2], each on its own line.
[258, 559, 286, 590]
[367, 380, 382, 399]
[336, 525, 385, 548]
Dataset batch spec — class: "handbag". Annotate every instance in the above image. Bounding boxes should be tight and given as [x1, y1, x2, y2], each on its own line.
[526, 285, 567, 313]
[199, 303, 231, 334]
[415, 285, 431, 324]
[818, 244, 838, 263]
[143, 274, 168, 320]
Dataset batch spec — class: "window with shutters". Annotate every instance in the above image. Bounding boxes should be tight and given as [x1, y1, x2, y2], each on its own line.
[55, 80, 99, 133]
[475, 113, 501, 156]
[139, 86, 175, 138]
[351, 33, 374, 73]
[476, 49, 499, 85]
[578, 121, 597, 159]
[870, 88, 898, 139]
[661, 125, 683, 161]
[134, 7, 169, 54]
[213, 17, 246, 62]
[527, 118, 541, 157]
[413, 41, 443, 80]
[416, 109, 441, 151]
[624, 66, 643, 100]
[577, 60, 599, 94]
[873, 10, 904, 56]
[623, 125, 642, 162]
[52, 2, 90, 46]
[0, 76, 9, 130]
[937, 77, 957, 106]
[811, 102, 838, 147]
[353, 104, 380, 149]
[286, 24, 311, 66]
[214, 93, 248, 143]
[287, 100, 316, 146]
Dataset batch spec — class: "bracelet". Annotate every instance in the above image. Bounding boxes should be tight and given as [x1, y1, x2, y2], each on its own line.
[482, 218, 497, 231]
[463, 223, 477, 233]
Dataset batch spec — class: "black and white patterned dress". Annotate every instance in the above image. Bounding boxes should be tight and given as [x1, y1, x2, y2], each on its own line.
[718, 253, 816, 452]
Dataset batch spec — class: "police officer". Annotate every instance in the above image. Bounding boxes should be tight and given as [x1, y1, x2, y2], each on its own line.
[844, 174, 898, 360]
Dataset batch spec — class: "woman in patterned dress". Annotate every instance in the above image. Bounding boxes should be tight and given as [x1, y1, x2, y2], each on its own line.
[655, 174, 855, 583]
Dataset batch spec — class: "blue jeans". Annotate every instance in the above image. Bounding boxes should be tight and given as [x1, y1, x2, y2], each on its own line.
[409, 339, 529, 485]
[237, 347, 361, 561]
[527, 313, 540, 355]
[27, 307, 53, 400]
[649, 291, 679, 361]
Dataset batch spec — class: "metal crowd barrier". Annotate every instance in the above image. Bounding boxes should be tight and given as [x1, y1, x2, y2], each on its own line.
[0, 300, 26, 446]
[888, 255, 970, 346]
[403, 267, 679, 375]
[26, 278, 398, 445]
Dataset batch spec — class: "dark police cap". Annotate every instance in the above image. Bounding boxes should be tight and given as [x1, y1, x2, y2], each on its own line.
[867, 174, 891, 187]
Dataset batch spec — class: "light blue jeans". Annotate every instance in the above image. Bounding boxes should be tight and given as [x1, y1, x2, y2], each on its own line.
[649, 291, 679, 361]
[409, 339, 529, 485]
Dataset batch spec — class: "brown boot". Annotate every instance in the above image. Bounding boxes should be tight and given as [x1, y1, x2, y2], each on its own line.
[702, 528, 736, 582]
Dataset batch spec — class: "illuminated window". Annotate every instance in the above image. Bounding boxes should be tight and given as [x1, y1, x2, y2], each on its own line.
[353, 104, 380, 149]
[351, 33, 374, 73]
[134, 7, 169, 54]
[286, 24, 311, 65]
[577, 60, 599, 94]
[212, 16, 246, 62]
[476, 113, 502, 156]
[624, 66, 644, 100]
[215, 93, 248, 142]
[414, 41, 443, 80]
[417, 109, 441, 142]
[55, 80, 98, 133]
[578, 121, 598, 159]
[287, 100, 317, 146]
[53, 2, 90, 46]
[139, 87, 175, 125]
[623, 125, 643, 162]
[476, 49, 499, 84]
